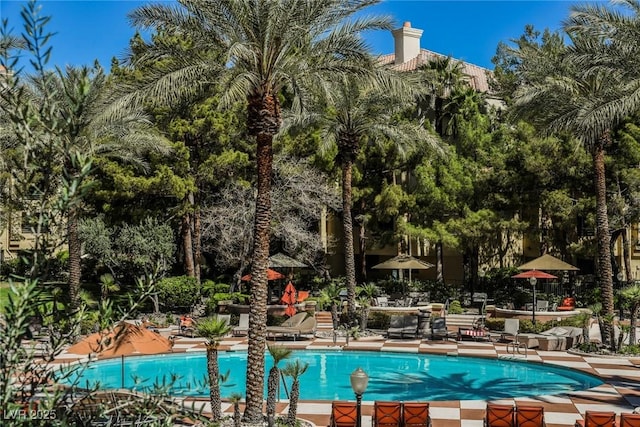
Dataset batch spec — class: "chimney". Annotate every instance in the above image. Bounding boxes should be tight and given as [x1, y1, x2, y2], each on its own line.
[391, 21, 423, 65]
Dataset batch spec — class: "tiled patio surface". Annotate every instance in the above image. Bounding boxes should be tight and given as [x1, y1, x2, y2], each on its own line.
[55, 333, 640, 427]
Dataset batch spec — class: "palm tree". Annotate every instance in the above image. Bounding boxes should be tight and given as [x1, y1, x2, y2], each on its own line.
[196, 316, 232, 422]
[229, 392, 243, 427]
[286, 71, 441, 321]
[318, 281, 344, 329]
[619, 284, 640, 345]
[510, 1, 640, 347]
[266, 345, 292, 427]
[128, 2, 391, 420]
[23, 65, 168, 312]
[282, 359, 309, 427]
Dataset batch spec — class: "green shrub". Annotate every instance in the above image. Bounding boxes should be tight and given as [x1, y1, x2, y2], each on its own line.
[448, 300, 463, 314]
[367, 312, 391, 329]
[156, 276, 200, 310]
[202, 280, 230, 297]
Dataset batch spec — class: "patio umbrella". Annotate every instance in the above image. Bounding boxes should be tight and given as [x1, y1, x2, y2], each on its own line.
[517, 254, 579, 271]
[511, 270, 558, 323]
[372, 254, 434, 289]
[66, 322, 172, 357]
[281, 281, 298, 317]
[241, 268, 285, 282]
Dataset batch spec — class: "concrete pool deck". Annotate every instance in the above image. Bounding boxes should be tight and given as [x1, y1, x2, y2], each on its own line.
[55, 333, 640, 427]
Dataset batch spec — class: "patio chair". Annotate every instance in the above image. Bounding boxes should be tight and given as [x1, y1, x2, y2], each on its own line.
[430, 317, 451, 341]
[575, 411, 616, 427]
[485, 403, 515, 427]
[330, 401, 358, 427]
[372, 401, 402, 427]
[557, 297, 576, 311]
[516, 405, 545, 427]
[500, 319, 520, 342]
[536, 300, 549, 312]
[403, 402, 431, 427]
[232, 313, 249, 336]
[620, 413, 640, 427]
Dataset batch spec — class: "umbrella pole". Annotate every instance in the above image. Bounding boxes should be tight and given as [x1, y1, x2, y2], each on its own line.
[532, 287, 536, 325]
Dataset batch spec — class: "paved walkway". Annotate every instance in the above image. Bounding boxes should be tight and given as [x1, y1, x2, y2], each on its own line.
[55, 334, 640, 427]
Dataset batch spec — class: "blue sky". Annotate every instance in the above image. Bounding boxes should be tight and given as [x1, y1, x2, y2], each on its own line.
[0, 1, 593, 71]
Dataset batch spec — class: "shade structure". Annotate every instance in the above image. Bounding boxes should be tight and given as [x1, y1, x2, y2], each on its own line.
[241, 268, 285, 282]
[511, 270, 558, 280]
[372, 255, 435, 271]
[269, 253, 308, 269]
[517, 254, 579, 271]
[66, 322, 172, 357]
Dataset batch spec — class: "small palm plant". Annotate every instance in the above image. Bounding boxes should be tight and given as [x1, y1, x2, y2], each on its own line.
[196, 316, 231, 422]
[282, 359, 309, 427]
[267, 345, 293, 427]
[229, 392, 243, 427]
[319, 281, 344, 328]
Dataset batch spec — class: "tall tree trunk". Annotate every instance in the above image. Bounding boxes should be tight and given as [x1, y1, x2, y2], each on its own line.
[359, 201, 367, 279]
[436, 241, 444, 284]
[193, 207, 202, 288]
[68, 207, 82, 312]
[592, 137, 615, 348]
[244, 90, 279, 423]
[266, 367, 278, 426]
[182, 212, 195, 277]
[341, 159, 357, 321]
[207, 346, 221, 422]
[623, 226, 632, 286]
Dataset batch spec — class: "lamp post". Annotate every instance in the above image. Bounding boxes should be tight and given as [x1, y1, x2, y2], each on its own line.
[350, 367, 369, 427]
[529, 276, 537, 324]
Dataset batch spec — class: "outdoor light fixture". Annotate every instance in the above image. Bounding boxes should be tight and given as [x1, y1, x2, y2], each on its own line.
[350, 367, 369, 427]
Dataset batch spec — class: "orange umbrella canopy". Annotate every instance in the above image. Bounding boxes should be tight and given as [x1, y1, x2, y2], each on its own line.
[241, 268, 285, 282]
[66, 322, 172, 357]
[512, 270, 558, 280]
[281, 281, 297, 305]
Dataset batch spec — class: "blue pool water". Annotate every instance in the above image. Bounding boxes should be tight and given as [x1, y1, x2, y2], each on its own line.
[62, 350, 602, 401]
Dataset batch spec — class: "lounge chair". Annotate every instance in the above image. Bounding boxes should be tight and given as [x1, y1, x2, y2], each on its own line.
[232, 313, 249, 336]
[485, 403, 515, 427]
[372, 401, 402, 427]
[575, 411, 616, 427]
[297, 316, 317, 337]
[266, 312, 311, 340]
[536, 300, 549, 312]
[387, 315, 406, 339]
[403, 402, 431, 427]
[402, 315, 419, 338]
[517, 327, 584, 350]
[430, 317, 451, 341]
[330, 401, 357, 427]
[620, 413, 640, 427]
[516, 405, 545, 427]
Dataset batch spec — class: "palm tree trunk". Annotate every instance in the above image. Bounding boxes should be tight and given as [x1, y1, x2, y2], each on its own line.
[193, 207, 202, 288]
[266, 368, 278, 426]
[592, 137, 615, 347]
[182, 212, 195, 277]
[68, 206, 81, 311]
[436, 241, 444, 284]
[342, 159, 357, 321]
[244, 89, 279, 423]
[207, 346, 221, 422]
[287, 379, 299, 427]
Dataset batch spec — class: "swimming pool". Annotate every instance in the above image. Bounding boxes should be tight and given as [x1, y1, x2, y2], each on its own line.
[63, 350, 602, 401]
